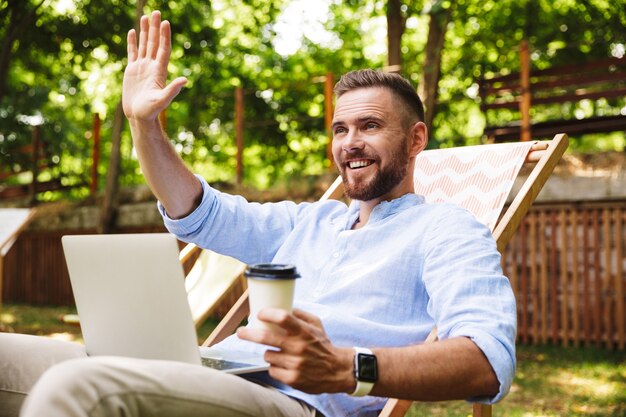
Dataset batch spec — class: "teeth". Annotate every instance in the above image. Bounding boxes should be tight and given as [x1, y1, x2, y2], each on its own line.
[349, 160, 371, 169]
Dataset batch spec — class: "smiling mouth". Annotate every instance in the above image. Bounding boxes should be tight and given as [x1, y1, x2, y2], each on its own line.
[347, 159, 374, 169]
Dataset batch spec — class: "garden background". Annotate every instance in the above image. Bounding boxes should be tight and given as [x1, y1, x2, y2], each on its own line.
[1, 1, 625, 416]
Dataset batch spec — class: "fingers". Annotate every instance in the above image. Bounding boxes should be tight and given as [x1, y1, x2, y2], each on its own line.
[146, 11, 161, 59]
[237, 326, 284, 349]
[267, 365, 296, 385]
[137, 14, 149, 58]
[258, 308, 305, 335]
[237, 308, 323, 351]
[265, 359, 305, 388]
[236, 311, 298, 350]
[131, 11, 171, 64]
[127, 29, 137, 62]
[293, 308, 323, 327]
[156, 19, 172, 65]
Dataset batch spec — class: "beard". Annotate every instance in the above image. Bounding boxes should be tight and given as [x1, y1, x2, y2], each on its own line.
[337, 141, 410, 202]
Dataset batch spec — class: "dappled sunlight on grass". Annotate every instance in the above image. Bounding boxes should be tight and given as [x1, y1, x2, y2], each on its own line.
[551, 371, 619, 400]
[1, 303, 82, 339]
[407, 344, 625, 417]
[1, 312, 16, 324]
[1, 303, 220, 345]
[504, 344, 626, 417]
[45, 332, 84, 344]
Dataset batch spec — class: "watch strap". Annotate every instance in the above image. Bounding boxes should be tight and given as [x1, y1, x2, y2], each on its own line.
[351, 347, 375, 397]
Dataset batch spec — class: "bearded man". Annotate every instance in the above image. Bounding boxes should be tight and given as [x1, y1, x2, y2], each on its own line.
[0, 11, 516, 417]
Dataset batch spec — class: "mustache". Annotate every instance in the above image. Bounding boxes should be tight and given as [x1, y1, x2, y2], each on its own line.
[340, 150, 377, 163]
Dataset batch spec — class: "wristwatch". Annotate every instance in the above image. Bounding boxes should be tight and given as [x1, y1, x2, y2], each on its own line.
[351, 347, 378, 396]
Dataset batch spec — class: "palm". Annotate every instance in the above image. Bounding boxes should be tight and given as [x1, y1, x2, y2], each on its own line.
[123, 12, 186, 122]
[123, 58, 168, 120]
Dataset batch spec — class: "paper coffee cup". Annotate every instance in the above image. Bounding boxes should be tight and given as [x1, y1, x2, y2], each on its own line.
[245, 264, 300, 331]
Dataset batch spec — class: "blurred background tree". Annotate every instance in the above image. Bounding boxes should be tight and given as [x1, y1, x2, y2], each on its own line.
[1, 0, 624, 201]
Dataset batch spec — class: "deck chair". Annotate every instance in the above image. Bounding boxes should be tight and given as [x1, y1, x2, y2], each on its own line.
[179, 243, 246, 327]
[199, 133, 570, 417]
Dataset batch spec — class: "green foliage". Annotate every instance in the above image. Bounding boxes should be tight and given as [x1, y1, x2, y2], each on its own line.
[1, 0, 625, 201]
[399, 0, 626, 149]
[0, 0, 136, 198]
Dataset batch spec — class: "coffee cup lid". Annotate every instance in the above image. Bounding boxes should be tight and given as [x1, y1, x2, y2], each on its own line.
[244, 263, 300, 280]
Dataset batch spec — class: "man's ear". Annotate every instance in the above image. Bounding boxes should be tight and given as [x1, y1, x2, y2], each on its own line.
[408, 121, 428, 156]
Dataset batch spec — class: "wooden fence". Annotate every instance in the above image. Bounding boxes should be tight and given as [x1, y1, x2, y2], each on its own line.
[1, 226, 166, 306]
[503, 201, 625, 350]
[2, 201, 625, 349]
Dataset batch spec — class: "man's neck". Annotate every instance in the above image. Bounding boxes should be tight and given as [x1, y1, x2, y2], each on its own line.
[353, 200, 376, 230]
[352, 191, 413, 230]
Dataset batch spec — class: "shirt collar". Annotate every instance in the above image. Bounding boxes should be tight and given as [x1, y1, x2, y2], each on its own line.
[347, 193, 425, 227]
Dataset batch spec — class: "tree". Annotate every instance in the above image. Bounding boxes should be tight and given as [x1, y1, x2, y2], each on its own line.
[0, 0, 45, 103]
[98, 0, 147, 233]
[2, 0, 625, 209]
[0, 0, 136, 197]
[418, 0, 452, 133]
[401, 0, 626, 148]
[386, 0, 406, 72]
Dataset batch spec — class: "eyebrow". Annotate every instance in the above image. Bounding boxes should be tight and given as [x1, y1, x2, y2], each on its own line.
[331, 120, 344, 130]
[331, 115, 385, 130]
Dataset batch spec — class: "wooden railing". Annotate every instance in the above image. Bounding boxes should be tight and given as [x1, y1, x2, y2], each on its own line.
[479, 42, 626, 142]
[0, 114, 102, 202]
[503, 201, 625, 350]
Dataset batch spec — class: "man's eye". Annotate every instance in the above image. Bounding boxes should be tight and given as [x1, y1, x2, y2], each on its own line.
[334, 127, 347, 135]
[364, 122, 378, 130]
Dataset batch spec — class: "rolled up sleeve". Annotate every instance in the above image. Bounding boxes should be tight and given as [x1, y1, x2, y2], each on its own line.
[422, 205, 517, 404]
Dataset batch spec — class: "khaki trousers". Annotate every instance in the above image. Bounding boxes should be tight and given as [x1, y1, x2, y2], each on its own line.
[0, 333, 318, 417]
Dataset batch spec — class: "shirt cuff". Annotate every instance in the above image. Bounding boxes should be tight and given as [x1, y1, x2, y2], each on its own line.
[157, 174, 215, 238]
[457, 328, 516, 404]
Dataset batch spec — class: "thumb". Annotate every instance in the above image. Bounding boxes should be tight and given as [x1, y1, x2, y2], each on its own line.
[160, 76, 188, 106]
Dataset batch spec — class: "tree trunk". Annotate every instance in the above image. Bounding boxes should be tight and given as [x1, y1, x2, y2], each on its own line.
[98, 0, 146, 233]
[418, 3, 452, 133]
[386, 0, 406, 73]
[98, 102, 124, 233]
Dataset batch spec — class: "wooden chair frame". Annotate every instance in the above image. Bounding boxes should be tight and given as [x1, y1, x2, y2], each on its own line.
[179, 243, 247, 326]
[198, 134, 569, 417]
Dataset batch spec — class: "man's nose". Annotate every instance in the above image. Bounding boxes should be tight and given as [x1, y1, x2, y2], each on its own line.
[342, 130, 365, 152]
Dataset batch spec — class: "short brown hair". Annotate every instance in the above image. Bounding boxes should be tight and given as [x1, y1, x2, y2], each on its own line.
[334, 69, 425, 122]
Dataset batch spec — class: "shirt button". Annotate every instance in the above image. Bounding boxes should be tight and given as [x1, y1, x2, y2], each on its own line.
[333, 252, 340, 258]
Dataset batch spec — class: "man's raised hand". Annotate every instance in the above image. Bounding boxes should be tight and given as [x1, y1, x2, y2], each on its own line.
[123, 11, 187, 123]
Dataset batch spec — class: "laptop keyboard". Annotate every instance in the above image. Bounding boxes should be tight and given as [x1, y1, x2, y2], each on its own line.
[201, 356, 255, 370]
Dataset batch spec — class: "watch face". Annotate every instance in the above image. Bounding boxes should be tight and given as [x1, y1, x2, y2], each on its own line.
[357, 353, 378, 382]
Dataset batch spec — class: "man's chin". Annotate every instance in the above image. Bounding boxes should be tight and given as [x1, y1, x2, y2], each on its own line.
[343, 180, 380, 201]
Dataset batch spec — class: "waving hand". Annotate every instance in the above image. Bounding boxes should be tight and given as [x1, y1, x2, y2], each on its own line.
[123, 11, 187, 122]
[122, 11, 201, 219]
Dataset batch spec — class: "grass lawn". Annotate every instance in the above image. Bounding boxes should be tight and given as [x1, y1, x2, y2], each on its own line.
[2, 302, 624, 417]
[408, 344, 625, 417]
[0, 302, 220, 344]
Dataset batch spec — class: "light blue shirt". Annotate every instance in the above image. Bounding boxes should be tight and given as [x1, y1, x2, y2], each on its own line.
[160, 176, 516, 417]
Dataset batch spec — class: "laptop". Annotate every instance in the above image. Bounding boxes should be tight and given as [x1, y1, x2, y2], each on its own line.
[61, 233, 269, 375]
